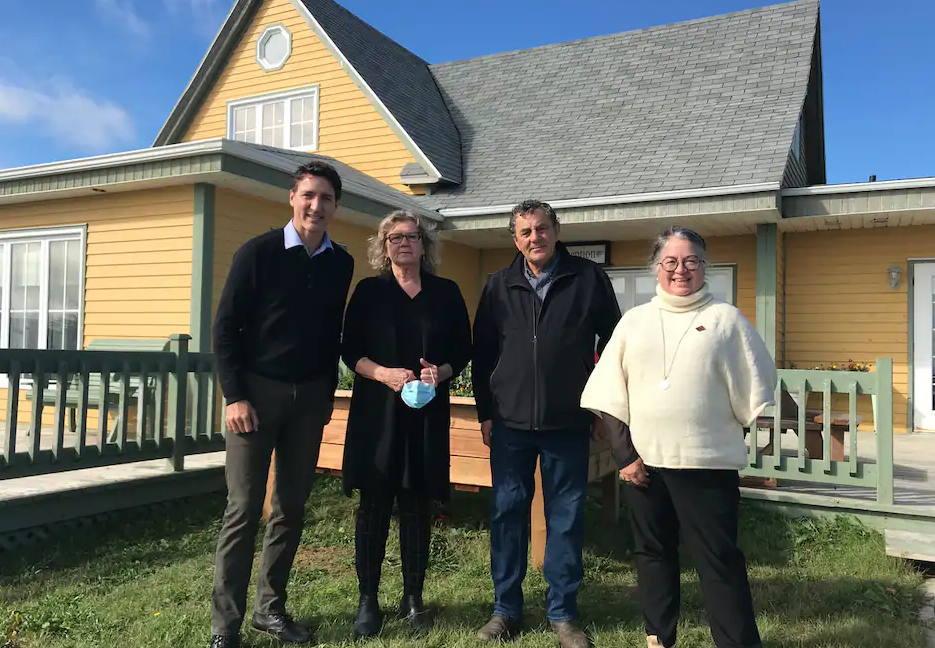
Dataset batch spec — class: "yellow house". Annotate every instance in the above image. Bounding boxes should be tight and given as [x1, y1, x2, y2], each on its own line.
[0, 0, 933, 445]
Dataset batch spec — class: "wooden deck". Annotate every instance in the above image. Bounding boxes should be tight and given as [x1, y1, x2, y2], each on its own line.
[744, 429, 935, 512]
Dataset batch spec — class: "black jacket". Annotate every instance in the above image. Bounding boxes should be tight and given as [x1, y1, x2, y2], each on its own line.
[472, 243, 621, 431]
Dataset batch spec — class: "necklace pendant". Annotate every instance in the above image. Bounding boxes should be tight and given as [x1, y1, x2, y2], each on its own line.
[659, 379, 670, 391]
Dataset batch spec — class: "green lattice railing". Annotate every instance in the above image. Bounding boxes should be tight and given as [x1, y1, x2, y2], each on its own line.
[0, 334, 225, 480]
[742, 358, 894, 505]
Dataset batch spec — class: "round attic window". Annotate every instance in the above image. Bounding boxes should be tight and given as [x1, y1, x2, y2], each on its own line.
[257, 24, 292, 72]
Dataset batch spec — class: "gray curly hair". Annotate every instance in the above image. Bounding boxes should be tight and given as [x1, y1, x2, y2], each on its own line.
[367, 210, 440, 274]
[648, 225, 707, 274]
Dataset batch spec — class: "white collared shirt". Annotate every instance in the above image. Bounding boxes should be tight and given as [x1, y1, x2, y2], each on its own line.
[283, 220, 333, 258]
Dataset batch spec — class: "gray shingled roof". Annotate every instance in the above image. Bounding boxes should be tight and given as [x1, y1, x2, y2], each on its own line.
[420, 0, 818, 210]
[300, 0, 462, 183]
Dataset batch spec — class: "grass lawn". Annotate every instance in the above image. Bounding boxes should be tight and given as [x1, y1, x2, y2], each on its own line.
[1, 475, 927, 648]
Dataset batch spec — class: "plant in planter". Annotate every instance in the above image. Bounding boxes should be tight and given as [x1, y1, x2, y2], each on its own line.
[787, 359, 872, 372]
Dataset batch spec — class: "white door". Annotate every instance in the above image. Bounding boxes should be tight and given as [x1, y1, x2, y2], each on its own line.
[913, 263, 935, 431]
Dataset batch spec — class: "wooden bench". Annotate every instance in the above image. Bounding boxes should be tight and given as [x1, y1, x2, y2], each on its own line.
[26, 338, 169, 441]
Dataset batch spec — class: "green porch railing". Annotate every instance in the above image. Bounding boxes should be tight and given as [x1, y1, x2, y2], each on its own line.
[742, 357, 894, 505]
[0, 334, 226, 480]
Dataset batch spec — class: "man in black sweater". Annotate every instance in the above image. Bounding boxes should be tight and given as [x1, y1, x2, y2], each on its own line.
[208, 161, 354, 648]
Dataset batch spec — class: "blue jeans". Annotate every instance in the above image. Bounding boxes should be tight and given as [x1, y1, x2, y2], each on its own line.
[489, 423, 590, 622]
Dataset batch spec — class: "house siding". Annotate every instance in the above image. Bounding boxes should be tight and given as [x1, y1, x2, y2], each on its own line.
[181, 0, 421, 193]
[782, 147, 808, 188]
[0, 186, 194, 426]
[783, 226, 931, 433]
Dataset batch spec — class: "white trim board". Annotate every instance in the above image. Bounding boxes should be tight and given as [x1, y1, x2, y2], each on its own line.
[439, 182, 781, 217]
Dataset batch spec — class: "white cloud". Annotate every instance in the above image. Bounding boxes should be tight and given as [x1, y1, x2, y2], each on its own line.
[0, 80, 135, 151]
[94, 0, 150, 40]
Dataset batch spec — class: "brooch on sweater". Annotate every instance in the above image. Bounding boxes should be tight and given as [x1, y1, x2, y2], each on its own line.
[696, 325, 706, 331]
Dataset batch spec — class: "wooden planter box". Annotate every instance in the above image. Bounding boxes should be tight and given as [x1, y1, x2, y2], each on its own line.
[264, 391, 622, 567]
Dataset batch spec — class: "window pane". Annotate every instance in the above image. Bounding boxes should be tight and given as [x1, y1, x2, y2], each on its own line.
[66, 239, 81, 310]
[261, 102, 284, 147]
[708, 271, 732, 304]
[290, 97, 303, 123]
[302, 121, 315, 147]
[303, 97, 315, 119]
[25, 312, 39, 349]
[290, 124, 302, 147]
[635, 276, 655, 307]
[50, 240, 66, 310]
[25, 243, 41, 310]
[262, 101, 284, 128]
[64, 312, 79, 350]
[10, 312, 23, 348]
[48, 312, 63, 350]
[234, 106, 247, 132]
[11, 244, 25, 309]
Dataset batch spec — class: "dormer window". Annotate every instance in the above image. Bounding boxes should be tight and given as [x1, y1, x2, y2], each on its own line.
[227, 86, 319, 151]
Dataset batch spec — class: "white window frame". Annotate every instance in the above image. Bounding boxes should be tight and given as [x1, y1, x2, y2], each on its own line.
[256, 24, 292, 72]
[226, 85, 320, 152]
[0, 226, 87, 388]
[605, 264, 736, 314]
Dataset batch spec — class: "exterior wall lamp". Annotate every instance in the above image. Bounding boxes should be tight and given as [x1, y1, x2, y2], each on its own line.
[888, 264, 902, 290]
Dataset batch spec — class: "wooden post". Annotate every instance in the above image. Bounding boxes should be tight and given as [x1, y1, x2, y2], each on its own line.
[531, 459, 546, 570]
[166, 334, 190, 472]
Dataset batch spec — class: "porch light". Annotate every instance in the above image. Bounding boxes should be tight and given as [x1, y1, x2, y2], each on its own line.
[888, 264, 902, 289]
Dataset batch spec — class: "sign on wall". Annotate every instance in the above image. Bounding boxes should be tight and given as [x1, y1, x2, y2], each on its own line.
[565, 241, 610, 265]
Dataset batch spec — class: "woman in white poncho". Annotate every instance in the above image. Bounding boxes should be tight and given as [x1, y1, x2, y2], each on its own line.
[580, 226, 776, 648]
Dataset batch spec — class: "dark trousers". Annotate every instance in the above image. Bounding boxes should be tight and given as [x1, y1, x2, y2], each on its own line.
[355, 487, 432, 598]
[489, 423, 590, 622]
[624, 468, 761, 648]
[210, 373, 331, 636]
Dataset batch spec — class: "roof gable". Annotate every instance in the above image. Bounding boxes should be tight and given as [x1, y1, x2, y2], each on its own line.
[297, 0, 462, 183]
[153, 0, 461, 183]
[423, 0, 820, 209]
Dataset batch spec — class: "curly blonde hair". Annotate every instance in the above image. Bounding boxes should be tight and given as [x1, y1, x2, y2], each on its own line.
[367, 210, 440, 274]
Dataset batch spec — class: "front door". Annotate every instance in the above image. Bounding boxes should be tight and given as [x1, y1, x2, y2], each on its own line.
[913, 262, 935, 431]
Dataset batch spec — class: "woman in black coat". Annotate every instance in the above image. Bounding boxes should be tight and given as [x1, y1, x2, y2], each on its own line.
[340, 209, 471, 639]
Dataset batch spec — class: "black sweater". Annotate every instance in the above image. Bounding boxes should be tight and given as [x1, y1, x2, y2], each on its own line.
[213, 228, 354, 404]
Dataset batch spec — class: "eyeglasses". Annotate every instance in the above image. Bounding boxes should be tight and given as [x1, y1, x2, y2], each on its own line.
[659, 256, 703, 272]
[387, 232, 422, 244]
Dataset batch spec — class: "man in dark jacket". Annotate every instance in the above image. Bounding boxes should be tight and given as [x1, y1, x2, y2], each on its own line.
[208, 161, 354, 648]
[473, 199, 620, 648]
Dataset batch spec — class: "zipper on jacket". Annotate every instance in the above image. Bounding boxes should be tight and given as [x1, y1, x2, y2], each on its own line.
[532, 298, 539, 432]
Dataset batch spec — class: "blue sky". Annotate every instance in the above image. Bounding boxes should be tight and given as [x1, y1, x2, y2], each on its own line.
[0, 0, 932, 184]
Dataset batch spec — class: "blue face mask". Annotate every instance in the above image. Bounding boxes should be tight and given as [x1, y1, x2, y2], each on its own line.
[401, 380, 436, 409]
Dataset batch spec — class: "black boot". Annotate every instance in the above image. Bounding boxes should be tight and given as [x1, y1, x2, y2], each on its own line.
[398, 593, 433, 634]
[353, 594, 383, 639]
[398, 496, 433, 634]
[354, 495, 391, 640]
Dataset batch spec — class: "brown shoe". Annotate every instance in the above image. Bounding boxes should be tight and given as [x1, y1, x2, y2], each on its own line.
[549, 620, 590, 648]
[476, 615, 521, 642]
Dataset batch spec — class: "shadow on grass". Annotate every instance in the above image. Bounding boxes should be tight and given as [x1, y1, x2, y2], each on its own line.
[0, 492, 228, 592]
